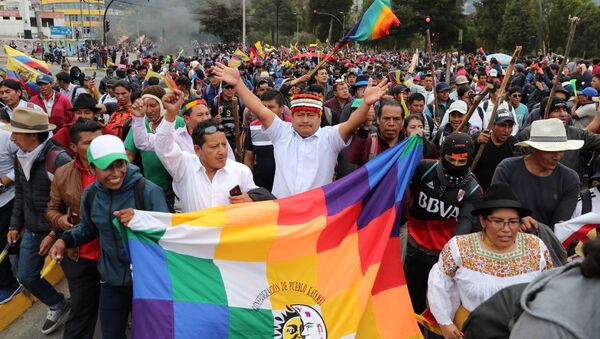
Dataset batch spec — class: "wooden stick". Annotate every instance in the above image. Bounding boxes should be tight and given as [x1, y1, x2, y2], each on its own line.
[543, 17, 579, 119]
[445, 52, 452, 84]
[305, 51, 334, 79]
[471, 46, 522, 170]
[232, 97, 242, 159]
[457, 84, 493, 133]
[426, 29, 439, 122]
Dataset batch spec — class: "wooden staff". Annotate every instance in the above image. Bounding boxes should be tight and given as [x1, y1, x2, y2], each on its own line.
[471, 46, 522, 170]
[231, 97, 242, 159]
[543, 17, 579, 119]
[457, 84, 493, 133]
[426, 29, 439, 122]
[305, 51, 334, 79]
[445, 52, 452, 83]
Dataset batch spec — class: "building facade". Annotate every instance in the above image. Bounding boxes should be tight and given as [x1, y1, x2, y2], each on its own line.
[39, 0, 104, 39]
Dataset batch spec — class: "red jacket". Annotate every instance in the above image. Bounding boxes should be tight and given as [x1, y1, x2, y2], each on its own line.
[52, 122, 116, 156]
[29, 91, 74, 131]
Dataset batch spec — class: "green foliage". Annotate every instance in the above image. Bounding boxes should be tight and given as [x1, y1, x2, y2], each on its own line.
[248, 0, 298, 45]
[198, 0, 242, 43]
[497, 0, 537, 53]
[309, 0, 353, 42]
[473, 0, 509, 51]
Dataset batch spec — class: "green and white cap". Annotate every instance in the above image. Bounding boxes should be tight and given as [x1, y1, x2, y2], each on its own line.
[87, 135, 129, 170]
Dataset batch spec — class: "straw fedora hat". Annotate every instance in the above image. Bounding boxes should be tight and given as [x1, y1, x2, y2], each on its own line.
[0, 107, 56, 133]
[514, 118, 583, 152]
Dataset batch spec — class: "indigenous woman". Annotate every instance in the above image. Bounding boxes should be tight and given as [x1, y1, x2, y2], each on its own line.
[427, 184, 553, 339]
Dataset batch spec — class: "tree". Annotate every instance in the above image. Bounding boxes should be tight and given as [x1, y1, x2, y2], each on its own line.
[248, 0, 297, 46]
[198, 0, 243, 43]
[497, 0, 537, 53]
[474, 0, 509, 51]
[309, 0, 353, 42]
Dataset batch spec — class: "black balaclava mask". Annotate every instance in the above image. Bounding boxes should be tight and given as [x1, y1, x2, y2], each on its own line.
[440, 132, 475, 185]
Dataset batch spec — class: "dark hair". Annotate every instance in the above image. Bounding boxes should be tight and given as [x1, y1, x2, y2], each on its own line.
[36, 132, 49, 143]
[508, 86, 521, 96]
[407, 92, 425, 104]
[69, 119, 102, 144]
[175, 76, 191, 89]
[377, 99, 403, 117]
[403, 114, 425, 130]
[260, 90, 285, 107]
[316, 67, 328, 75]
[305, 84, 323, 94]
[113, 80, 132, 92]
[0, 79, 22, 99]
[192, 119, 222, 148]
[581, 238, 600, 278]
[593, 73, 600, 81]
[147, 76, 160, 86]
[255, 78, 273, 89]
[141, 85, 166, 99]
[423, 73, 433, 79]
[56, 71, 71, 83]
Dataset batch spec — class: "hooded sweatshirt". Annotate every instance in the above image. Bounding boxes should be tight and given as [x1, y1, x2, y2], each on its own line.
[61, 164, 169, 286]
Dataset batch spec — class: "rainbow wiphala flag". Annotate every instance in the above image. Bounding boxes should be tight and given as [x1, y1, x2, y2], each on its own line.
[119, 136, 424, 338]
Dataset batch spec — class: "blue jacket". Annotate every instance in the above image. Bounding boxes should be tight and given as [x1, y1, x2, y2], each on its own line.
[61, 164, 168, 286]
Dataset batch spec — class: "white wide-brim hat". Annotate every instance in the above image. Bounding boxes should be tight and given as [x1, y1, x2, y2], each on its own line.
[515, 118, 583, 152]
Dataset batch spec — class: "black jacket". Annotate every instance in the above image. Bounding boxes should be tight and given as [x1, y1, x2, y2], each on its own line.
[10, 140, 71, 234]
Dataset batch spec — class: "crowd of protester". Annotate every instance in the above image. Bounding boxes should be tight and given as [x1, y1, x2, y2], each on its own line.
[0, 43, 599, 338]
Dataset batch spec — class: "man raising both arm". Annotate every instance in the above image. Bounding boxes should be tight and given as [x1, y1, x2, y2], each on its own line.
[212, 62, 390, 198]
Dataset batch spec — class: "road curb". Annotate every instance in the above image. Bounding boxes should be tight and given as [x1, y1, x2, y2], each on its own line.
[0, 257, 64, 330]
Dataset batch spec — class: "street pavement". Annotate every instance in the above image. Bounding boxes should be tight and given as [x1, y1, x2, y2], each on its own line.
[1, 279, 102, 339]
[0, 57, 119, 339]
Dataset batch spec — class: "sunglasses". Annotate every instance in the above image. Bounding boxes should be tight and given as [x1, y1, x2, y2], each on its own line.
[201, 125, 225, 134]
[511, 94, 522, 98]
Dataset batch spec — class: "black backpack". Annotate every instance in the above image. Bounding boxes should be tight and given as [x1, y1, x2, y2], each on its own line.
[84, 179, 146, 215]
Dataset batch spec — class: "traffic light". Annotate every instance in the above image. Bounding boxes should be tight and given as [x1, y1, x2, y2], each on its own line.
[425, 16, 431, 23]
[312, 9, 318, 14]
[105, 20, 110, 32]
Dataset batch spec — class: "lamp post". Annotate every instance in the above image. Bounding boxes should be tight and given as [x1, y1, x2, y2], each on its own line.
[292, 12, 299, 44]
[242, 0, 246, 47]
[275, 0, 282, 47]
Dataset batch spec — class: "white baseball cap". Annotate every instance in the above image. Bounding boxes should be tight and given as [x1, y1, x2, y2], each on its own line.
[87, 135, 129, 170]
[448, 100, 469, 115]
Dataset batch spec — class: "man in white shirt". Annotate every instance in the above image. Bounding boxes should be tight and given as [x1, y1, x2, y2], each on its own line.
[212, 62, 390, 198]
[155, 91, 257, 212]
[131, 97, 235, 159]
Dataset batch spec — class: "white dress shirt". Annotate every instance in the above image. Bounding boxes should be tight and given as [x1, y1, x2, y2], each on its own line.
[263, 115, 348, 198]
[154, 119, 256, 212]
[41, 92, 56, 117]
[4, 100, 44, 118]
[132, 116, 235, 159]
[0, 126, 18, 207]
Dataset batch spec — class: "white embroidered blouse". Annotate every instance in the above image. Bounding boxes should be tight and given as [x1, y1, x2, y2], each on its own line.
[427, 232, 553, 325]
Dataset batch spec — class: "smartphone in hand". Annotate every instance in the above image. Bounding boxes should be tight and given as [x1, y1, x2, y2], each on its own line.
[229, 185, 242, 197]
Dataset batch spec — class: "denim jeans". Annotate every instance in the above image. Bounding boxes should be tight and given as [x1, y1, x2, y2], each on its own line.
[0, 200, 17, 289]
[99, 283, 132, 339]
[16, 230, 64, 307]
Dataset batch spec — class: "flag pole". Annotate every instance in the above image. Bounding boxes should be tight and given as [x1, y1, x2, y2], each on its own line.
[425, 29, 439, 123]
[543, 16, 579, 119]
[305, 48, 335, 79]
[471, 46, 522, 171]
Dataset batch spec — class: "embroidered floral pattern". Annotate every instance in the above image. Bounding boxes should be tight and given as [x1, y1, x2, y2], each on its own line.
[449, 233, 552, 277]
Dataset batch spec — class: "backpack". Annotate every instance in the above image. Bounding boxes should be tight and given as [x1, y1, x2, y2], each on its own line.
[580, 189, 592, 215]
[84, 178, 147, 216]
